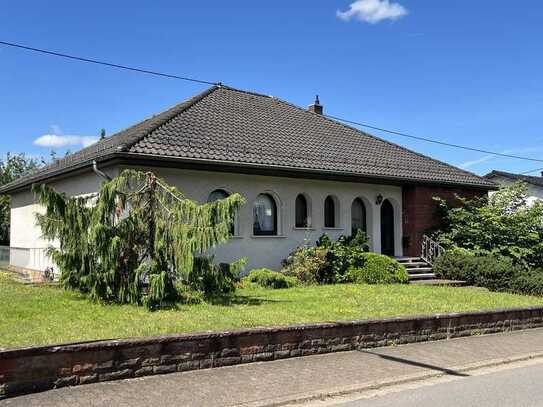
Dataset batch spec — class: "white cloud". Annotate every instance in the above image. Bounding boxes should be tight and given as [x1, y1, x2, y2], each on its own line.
[337, 0, 408, 24]
[33, 125, 98, 149]
[33, 135, 98, 148]
[458, 147, 543, 169]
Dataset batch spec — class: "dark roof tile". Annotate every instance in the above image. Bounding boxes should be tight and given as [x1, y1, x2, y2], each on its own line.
[1, 85, 495, 193]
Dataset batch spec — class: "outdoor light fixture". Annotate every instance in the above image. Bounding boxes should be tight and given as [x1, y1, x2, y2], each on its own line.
[375, 194, 383, 205]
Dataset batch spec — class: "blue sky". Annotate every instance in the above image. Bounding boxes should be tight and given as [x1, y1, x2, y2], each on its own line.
[1, 0, 542, 175]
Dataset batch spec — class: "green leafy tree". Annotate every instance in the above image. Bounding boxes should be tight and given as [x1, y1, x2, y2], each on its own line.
[0, 153, 44, 245]
[100, 129, 106, 140]
[434, 182, 543, 269]
[34, 170, 245, 308]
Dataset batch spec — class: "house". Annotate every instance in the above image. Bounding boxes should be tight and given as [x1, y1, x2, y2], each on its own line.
[485, 170, 543, 206]
[0, 85, 496, 274]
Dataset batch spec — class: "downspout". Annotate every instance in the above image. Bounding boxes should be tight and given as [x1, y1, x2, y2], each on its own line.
[92, 160, 112, 181]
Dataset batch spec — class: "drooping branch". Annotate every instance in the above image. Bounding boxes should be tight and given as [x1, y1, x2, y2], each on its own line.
[33, 169, 245, 307]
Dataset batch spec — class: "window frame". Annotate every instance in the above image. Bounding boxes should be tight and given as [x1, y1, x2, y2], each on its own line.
[253, 193, 278, 236]
[324, 195, 337, 228]
[295, 194, 310, 228]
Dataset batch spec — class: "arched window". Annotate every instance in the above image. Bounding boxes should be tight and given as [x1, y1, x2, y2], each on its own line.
[253, 194, 277, 235]
[351, 198, 367, 236]
[208, 189, 235, 235]
[295, 194, 309, 228]
[324, 195, 336, 228]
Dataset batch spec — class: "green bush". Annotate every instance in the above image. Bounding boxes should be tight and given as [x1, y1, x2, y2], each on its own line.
[433, 249, 479, 284]
[345, 253, 409, 284]
[282, 246, 328, 284]
[510, 269, 543, 296]
[186, 256, 244, 296]
[434, 181, 543, 269]
[315, 230, 370, 283]
[244, 268, 298, 289]
[433, 250, 524, 292]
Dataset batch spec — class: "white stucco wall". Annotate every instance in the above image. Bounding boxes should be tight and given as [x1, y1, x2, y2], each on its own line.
[9, 165, 403, 272]
[9, 168, 118, 272]
[132, 166, 403, 271]
[488, 176, 543, 206]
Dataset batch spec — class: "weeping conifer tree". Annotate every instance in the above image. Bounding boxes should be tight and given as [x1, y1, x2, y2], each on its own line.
[33, 170, 245, 308]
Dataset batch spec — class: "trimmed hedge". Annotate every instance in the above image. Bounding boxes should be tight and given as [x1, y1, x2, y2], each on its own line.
[433, 249, 531, 293]
[433, 250, 525, 291]
[244, 268, 299, 289]
[510, 269, 543, 296]
[346, 253, 409, 284]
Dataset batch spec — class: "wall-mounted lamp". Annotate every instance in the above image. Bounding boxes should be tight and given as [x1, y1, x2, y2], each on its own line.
[375, 194, 383, 205]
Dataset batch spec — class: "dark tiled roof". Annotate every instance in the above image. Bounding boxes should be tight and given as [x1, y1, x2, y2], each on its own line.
[1, 85, 495, 193]
[485, 170, 543, 188]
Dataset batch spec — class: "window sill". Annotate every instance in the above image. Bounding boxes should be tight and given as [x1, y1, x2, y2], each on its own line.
[250, 235, 288, 239]
[322, 227, 344, 231]
[229, 235, 244, 239]
[293, 227, 315, 231]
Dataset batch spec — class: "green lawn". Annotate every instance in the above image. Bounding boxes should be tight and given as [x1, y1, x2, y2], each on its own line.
[2, 271, 543, 349]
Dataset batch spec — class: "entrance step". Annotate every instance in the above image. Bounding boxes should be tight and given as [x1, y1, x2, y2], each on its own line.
[410, 279, 467, 286]
[395, 257, 438, 282]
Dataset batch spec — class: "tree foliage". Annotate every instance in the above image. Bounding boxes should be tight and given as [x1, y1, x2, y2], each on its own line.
[0, 153, 44, 245]
[434, 182, 543, 269]
[34, 170, 245, 308]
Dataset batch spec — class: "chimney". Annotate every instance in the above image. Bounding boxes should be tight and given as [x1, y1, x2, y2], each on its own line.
[308, 95, 323, 115]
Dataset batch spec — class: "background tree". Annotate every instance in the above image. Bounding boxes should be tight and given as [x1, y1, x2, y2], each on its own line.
[434, 182, 543, 269]
[100, 128, 106, 140]
[34, 170, 245, 308]
[0, 153, 44, 245]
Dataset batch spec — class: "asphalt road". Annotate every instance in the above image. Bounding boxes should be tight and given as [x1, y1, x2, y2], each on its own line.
[337, 361, 543, 407]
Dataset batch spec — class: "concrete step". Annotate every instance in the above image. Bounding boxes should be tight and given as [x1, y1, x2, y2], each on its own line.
[408, 273, 437, 281]
[395, 257, 423, 263]
[403, 262, 431, 269]
[410, 279, 467, 286]
[407, 267, 434, 274]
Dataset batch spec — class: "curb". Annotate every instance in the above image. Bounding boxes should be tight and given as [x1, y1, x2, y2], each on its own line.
[242, 351, 543, 407]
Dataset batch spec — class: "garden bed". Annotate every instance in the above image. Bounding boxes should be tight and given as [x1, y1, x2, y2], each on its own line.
[2, 271, 543, 349]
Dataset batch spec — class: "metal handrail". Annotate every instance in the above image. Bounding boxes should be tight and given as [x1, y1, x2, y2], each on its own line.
[421, 235, 445, 265]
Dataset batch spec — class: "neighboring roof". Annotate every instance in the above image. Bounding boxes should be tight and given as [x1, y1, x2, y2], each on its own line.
[0, 85, 495, 193]
[485, 170, 543, 188]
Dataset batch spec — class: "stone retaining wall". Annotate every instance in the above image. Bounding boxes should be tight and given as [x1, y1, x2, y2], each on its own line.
[2, 306, 543, 398]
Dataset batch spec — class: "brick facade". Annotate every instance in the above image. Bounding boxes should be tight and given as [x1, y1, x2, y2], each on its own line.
[402, 185, 487, 257]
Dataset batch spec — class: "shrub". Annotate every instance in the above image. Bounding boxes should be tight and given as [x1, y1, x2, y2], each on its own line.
[187, 256, 245, 296]
[433, 250, 524, 292]
[433, 249, 479, 284]
[434, 181, 543, 269]
[244, 268, 298, 289]
[316, 230, 370, 283]
[282, 246, 328, 284]
[346, 253, 408, 284]
[510, 269, 543, 296]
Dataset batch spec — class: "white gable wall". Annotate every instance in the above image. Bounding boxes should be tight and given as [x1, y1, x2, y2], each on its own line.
[9, 168, 118, 272]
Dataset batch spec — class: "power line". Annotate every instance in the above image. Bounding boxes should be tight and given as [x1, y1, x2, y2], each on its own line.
[325, 114, 543, 164]
[0, 40, 219, 86]
[2, 39, 543, 165]
[520, 167, 543, 175]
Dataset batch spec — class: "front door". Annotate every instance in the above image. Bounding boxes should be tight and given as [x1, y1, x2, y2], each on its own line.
[380, 199, 395, 256]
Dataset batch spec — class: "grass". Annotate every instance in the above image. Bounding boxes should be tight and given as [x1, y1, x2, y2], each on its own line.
[2, 271, 543, 349]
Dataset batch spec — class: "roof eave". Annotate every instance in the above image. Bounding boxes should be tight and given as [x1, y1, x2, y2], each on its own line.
[0, 152, 497, 195]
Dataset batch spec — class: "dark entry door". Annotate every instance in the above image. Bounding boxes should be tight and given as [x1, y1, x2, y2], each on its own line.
[381, 199, 395, 256]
